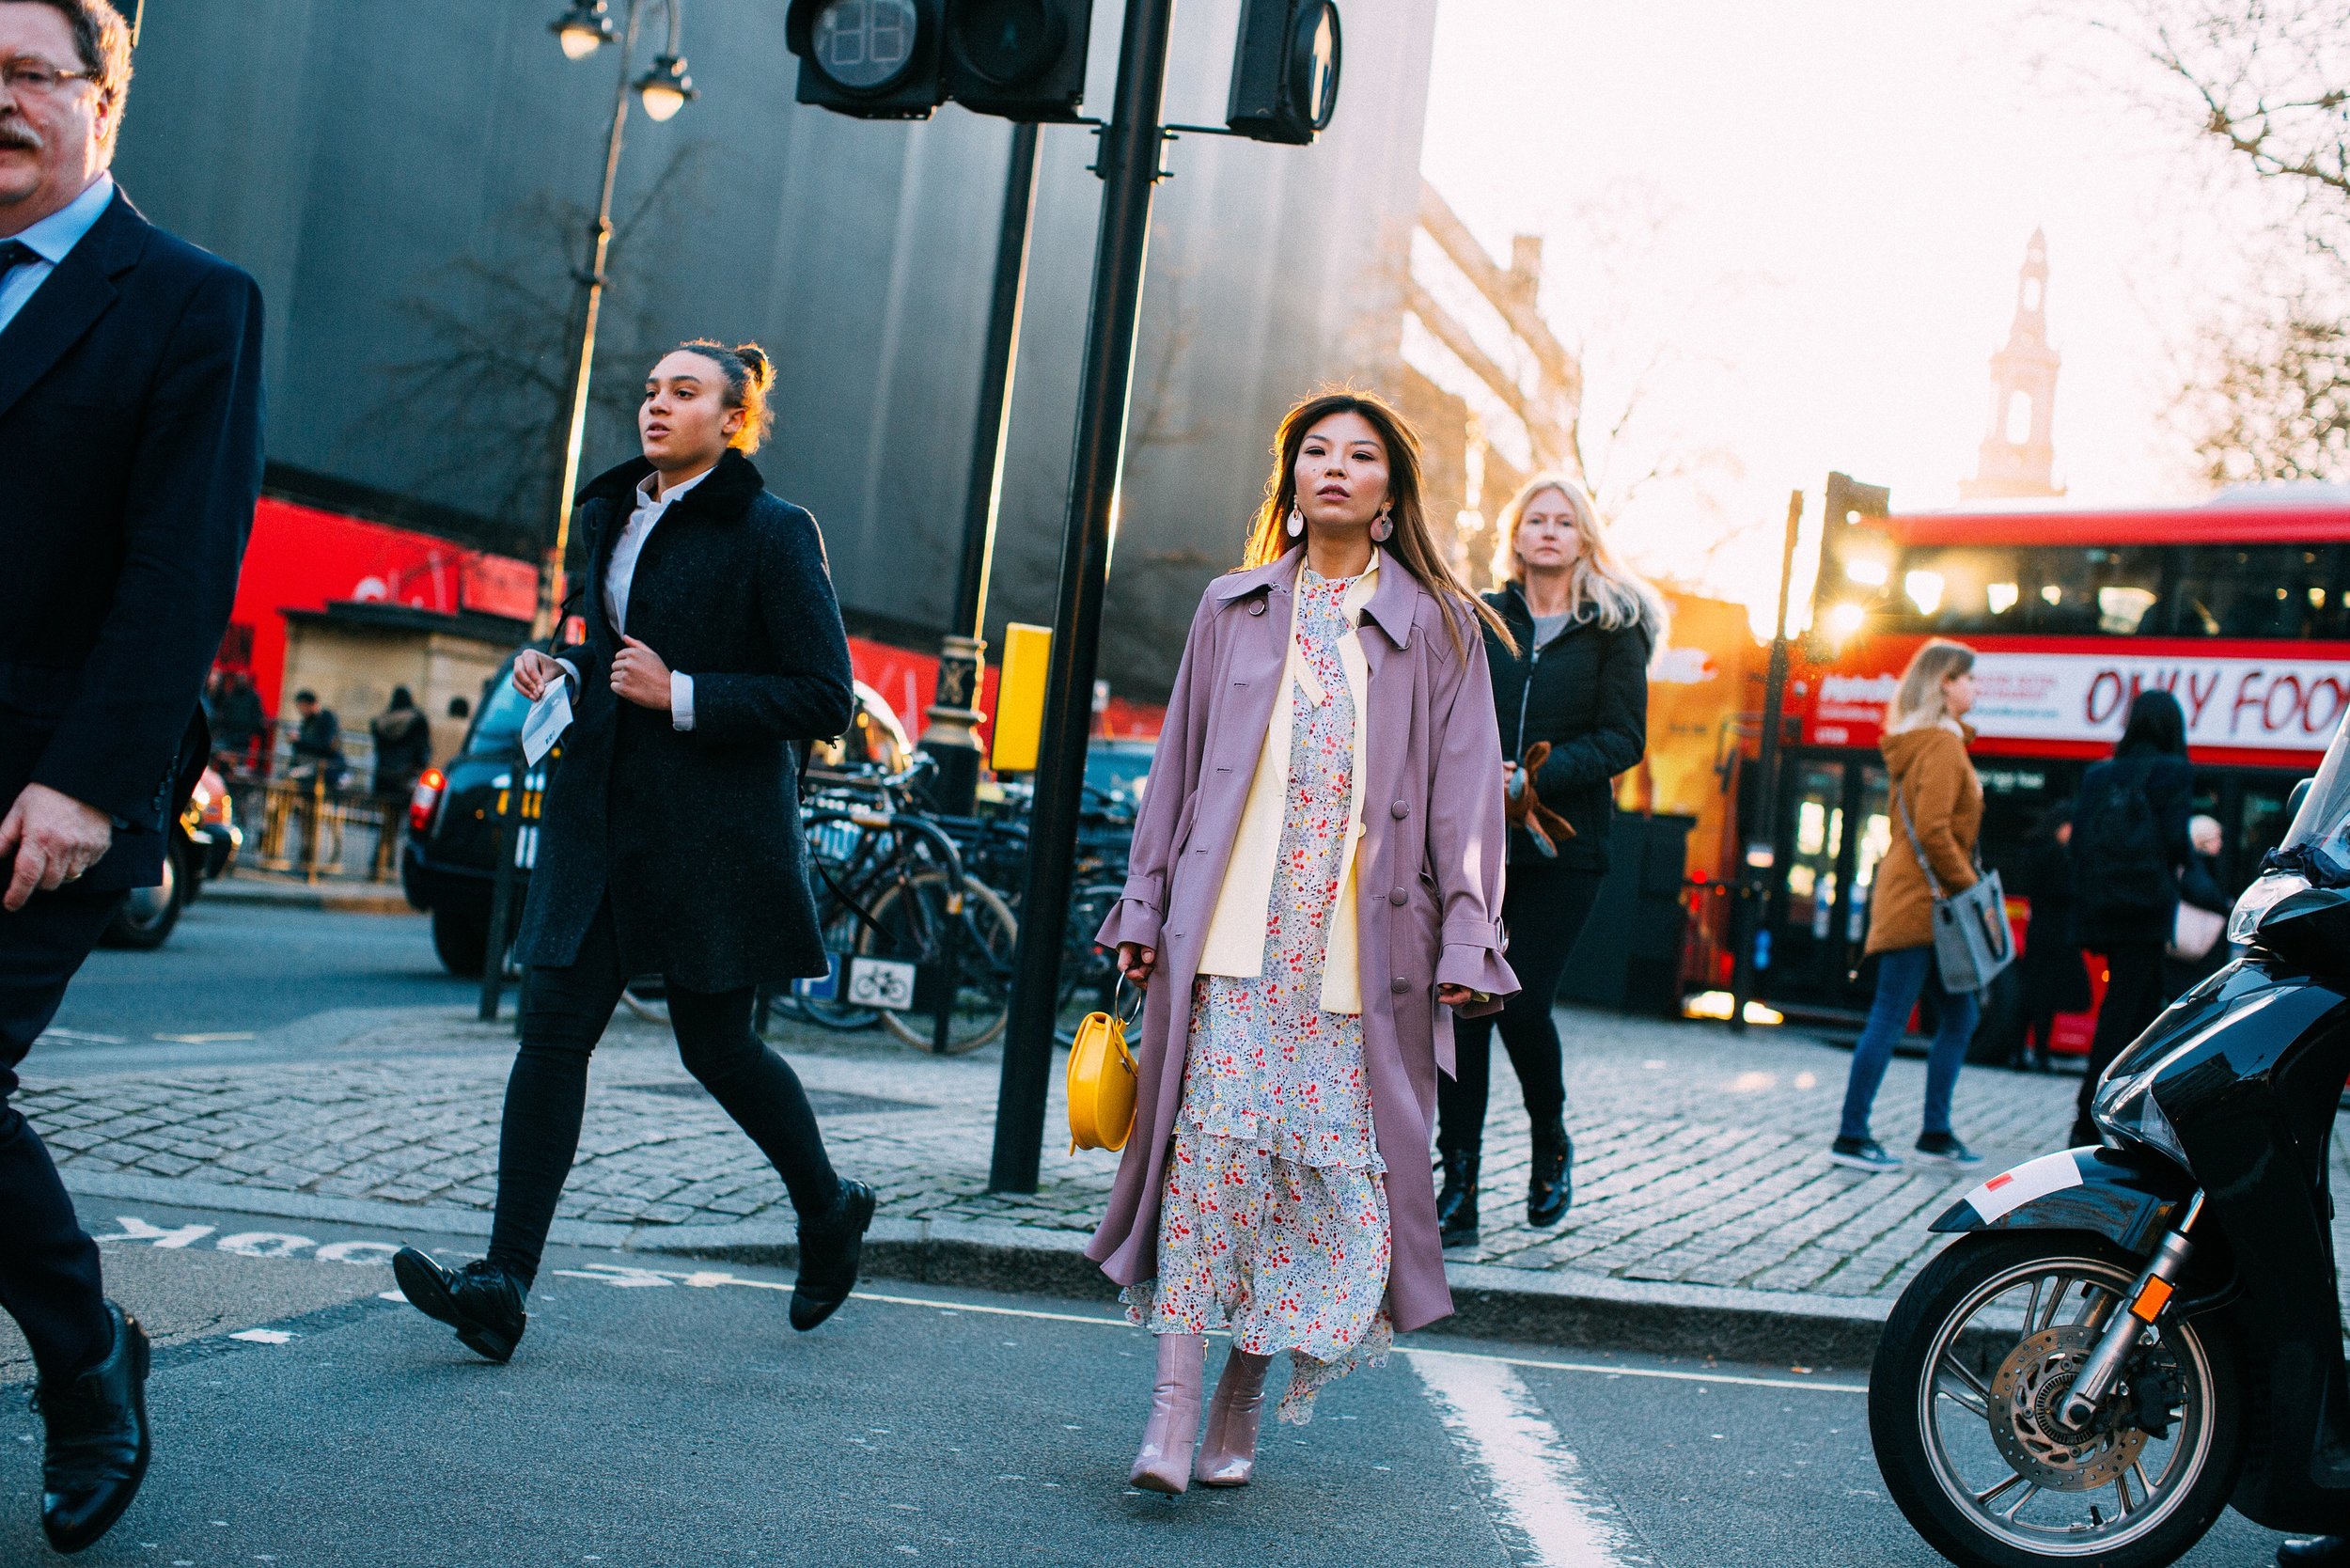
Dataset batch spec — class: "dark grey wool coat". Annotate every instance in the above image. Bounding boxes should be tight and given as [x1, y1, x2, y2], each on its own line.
[513, 450, 855, 992]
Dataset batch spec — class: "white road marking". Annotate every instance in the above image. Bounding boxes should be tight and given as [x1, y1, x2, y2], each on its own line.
[1412, 1351, 1647, 1568]
[102, 1212, 1864, 1400]
[227, 1329, 294, 1345]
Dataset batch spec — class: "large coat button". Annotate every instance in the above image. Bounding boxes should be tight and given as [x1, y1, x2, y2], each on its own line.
[1246, 598, 1267, 617]
[1390, 977, 1411, 994]
[1390, 800, 1409, 819]
[1388, 887, 1407, 905]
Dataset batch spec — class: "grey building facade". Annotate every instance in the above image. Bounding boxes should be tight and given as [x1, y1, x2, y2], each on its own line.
[117, 0, 1440, 698]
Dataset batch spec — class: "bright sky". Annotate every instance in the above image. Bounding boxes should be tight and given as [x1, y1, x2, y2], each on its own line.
[1418, 0, 2249, 634]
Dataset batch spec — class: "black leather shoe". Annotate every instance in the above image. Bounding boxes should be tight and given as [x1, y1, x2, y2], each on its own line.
[791, 1179, 875, 1332]
[1528, 1117, 1573, 1228]
[392, 1247, 526, 1362]
[1435, 1149, 1480, 1248]
[2280, 1538, 2350, 1564]
[38, 1301, 150, 1555]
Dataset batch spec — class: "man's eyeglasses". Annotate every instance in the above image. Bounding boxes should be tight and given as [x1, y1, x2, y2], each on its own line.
[1, 60, 98, 96]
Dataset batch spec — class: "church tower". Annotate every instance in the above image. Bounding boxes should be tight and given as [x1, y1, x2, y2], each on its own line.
[1960, 230, 2064, 500]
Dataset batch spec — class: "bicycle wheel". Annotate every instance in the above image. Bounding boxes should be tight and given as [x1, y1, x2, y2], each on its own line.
[1059, 881, 1124, 1016]
[862, 870, 1018, 1052]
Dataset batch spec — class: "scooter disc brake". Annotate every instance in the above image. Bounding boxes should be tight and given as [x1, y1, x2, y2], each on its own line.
[1984, 1325, 2148, 1492]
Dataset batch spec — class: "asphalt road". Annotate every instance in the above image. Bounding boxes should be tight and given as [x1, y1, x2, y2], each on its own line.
[43, 901, 467, 1046]
[0, 1200, 2297, 1567]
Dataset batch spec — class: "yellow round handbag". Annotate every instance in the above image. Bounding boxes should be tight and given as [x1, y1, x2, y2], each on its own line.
[1066, 979, 1143, 1153]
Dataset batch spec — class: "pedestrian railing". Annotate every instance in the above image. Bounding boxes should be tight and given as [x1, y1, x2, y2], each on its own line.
[248, 774, 405, 883]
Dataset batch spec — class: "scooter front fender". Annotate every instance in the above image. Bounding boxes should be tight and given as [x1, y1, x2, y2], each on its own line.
[1929, 1145, 2194, 1253]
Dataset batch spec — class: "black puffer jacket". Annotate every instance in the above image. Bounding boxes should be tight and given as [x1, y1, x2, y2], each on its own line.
[1482, 584, 1653, 872]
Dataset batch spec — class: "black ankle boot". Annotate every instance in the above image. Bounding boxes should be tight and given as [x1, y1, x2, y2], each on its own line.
[38, 1301, 151, 1554]
[392, 1247, 527, 1363]
[1435, 1149, 1480, 1248]
[1528, 1117, 1573, 1227]
[791, 1178, 875, 1332]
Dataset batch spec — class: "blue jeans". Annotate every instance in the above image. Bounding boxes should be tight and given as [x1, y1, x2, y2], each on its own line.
[1837, 945, 1979, 1143]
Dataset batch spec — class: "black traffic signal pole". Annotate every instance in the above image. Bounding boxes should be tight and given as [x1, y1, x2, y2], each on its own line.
[1729, 489, 1806, 1035]
[924, 120, 1043, 816]
[989, 0, 1180, 1194]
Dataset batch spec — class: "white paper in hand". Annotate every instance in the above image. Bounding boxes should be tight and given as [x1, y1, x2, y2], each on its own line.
[521, 681, 572, 765]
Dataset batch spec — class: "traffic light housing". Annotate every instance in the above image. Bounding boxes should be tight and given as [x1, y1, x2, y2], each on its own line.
[943, 0, 1090, 121]
[785, 0, 1089, 122]
[1810, 471, 1892, 646]
[1227, 0, 1341, 145]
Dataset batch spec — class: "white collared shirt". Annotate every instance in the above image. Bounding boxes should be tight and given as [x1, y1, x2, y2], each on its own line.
[557, 465, 709, 729]
[0, 172, 115, 336]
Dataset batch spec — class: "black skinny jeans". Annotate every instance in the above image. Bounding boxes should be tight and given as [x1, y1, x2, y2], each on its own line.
[2071, 942, 2170, 1145]
[1436, 861, 1605, 1157]
[486, 898, 838, 1286]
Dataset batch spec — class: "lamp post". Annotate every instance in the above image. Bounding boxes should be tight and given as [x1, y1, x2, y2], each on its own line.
[534, 0, 699, 639]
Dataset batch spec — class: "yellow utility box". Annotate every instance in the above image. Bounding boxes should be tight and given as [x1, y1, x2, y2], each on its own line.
[991, 622, 1053, 773]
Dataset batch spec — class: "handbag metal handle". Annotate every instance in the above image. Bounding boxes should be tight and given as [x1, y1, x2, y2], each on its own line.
[1111, 971, 1145, 1027]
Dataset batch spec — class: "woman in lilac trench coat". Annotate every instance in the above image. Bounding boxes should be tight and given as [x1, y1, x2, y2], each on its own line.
[1091, 391, 1518, 1495]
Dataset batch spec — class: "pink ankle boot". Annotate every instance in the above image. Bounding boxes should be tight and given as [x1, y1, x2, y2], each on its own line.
[1194, 1347, 1272, 1486]
[1128, 1332, 1205, 1494]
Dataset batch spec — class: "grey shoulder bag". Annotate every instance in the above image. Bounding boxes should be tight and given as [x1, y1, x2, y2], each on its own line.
[1892, 779, 2013, 994]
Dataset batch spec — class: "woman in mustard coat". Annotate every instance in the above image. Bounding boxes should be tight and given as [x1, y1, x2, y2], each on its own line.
[1090, 391, 1517, 1493]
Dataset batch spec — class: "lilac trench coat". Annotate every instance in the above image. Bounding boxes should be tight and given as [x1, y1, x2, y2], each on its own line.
[1089, 545, 1519, 1334]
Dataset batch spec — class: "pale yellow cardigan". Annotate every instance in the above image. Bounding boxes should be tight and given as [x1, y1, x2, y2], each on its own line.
[1195, 555, 1379, 1013]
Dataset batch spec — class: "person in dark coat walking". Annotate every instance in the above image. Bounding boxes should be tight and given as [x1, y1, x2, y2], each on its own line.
[0, 0, 263, 1549]
[2067, 689, 2196, 1145]
[2012, 803, 2091, 1071]
[392, 340, 870, 1360]
[1434, 473, 1661, 1247]
[368, 686, 432, 800]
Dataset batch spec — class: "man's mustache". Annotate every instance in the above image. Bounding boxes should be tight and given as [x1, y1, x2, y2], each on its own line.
[0, 122, 40, 152]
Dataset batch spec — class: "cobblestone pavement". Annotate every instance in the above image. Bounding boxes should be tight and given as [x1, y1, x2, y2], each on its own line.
[25, 1003, 2350, 1311]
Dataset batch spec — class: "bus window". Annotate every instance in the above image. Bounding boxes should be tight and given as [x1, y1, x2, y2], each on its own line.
[2164, 544, 2348, 639]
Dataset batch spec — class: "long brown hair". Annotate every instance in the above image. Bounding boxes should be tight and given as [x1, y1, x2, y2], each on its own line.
[1241, 390, 1511, 657]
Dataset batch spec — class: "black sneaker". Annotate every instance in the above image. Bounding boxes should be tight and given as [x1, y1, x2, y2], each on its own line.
[392, 1248, 527, 1362]
[1914, 1133, 1984, 1167]
[1829, 1137, 1902, 1172]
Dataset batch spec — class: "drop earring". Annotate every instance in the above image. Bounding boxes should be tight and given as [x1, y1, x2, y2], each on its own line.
[1286, 505, 1305, 539]
[1370, 506, 1394, 543]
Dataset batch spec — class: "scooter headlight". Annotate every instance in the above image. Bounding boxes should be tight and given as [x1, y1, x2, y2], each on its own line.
[2229, 870, 2311, 945]
[2090, 1067, 2189, 1168]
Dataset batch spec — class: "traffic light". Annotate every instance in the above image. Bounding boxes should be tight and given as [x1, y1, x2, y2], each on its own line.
[1810, 471, 1892, 647]
[944, 0, 1090, 121]
[785, 0, 1089, 122]
[1226, 0, 1341, 145]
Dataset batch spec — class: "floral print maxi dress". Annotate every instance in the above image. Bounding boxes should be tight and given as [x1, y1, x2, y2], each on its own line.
[1125, 564, 1392, 1423]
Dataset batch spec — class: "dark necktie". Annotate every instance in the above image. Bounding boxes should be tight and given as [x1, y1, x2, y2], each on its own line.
[0, 239, 32, 275]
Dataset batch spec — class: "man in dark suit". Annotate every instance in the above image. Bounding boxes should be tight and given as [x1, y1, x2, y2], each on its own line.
[0, 0, 261, 1551]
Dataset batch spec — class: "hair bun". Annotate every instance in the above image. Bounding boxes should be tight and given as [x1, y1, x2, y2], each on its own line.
[734, 342, 774, 392]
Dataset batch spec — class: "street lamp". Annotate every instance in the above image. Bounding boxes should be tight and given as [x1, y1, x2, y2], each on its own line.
[550, 0, 616, 59]
[534, 0, 698, 639]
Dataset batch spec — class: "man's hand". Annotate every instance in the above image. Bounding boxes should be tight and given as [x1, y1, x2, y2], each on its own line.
[0, 784, 114, 913]
[512, 649, 566, 702]
[1117, 942, 1157, 989]
[611, 635, 673, 711]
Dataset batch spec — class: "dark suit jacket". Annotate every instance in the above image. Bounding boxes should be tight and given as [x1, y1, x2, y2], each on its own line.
[512, 450, 855, 992]
[0, 188, 263, 889]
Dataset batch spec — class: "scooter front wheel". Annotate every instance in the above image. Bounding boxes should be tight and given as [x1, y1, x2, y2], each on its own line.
[1869, 1231, 2244, 1568]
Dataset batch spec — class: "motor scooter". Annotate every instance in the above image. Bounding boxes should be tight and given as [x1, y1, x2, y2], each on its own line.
[1870, 719, 2350, 1567]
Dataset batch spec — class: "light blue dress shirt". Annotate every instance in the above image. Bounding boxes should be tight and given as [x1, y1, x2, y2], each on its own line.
[0, 172, 115, 336]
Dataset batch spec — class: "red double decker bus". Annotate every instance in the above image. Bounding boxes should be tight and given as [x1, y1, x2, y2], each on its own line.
[1750, 491, 2350, 1049]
